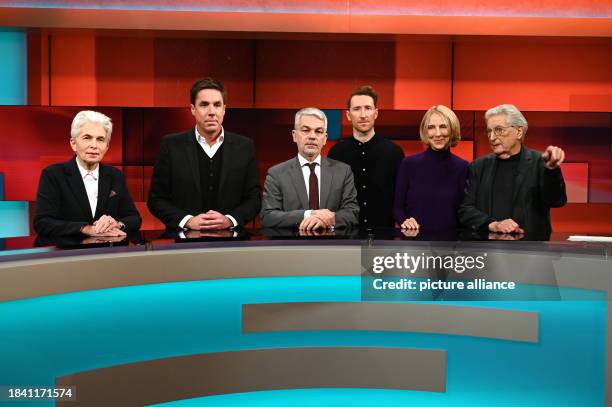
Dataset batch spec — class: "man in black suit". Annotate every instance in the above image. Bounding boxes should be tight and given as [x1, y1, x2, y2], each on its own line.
[459, 104, 567, 240]
[34, 110, 141, 237]
[147, 77, 261, 230]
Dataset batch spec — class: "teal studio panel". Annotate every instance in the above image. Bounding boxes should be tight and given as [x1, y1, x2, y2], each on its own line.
[0, 29, 27, 106]
[323, 109, 342, 141]
[0, 201, 29, 238]
[0, 277, 605, 407]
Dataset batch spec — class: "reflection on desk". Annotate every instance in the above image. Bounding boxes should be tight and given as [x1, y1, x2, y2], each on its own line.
[0, 227, 604, 259]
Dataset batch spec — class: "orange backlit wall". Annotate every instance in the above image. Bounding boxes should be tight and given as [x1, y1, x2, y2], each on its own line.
[1, 28, 610, 233]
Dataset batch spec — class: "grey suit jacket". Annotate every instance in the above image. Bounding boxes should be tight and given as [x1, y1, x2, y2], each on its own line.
[261, 156, 359, 228]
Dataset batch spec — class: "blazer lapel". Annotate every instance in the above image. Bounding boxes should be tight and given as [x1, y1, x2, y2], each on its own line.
[218, 133, 232, 197]
[319, 157, 333, 209]
[289, 158, 309, 209]
[182, 130, 201, 195]
[512, 147, 531, 204]
[482, 156, 497, 214]
[65, 159, 94, 221]
[95, 164, 111, 219]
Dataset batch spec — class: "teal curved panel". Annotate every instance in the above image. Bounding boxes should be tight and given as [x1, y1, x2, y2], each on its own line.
[0, 276, 605, 407]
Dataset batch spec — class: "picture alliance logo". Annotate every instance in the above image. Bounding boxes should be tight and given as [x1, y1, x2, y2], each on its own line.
[371, 252, 488, 274]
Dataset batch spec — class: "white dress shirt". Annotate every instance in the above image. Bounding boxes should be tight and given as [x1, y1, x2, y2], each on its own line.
[297, 154, 321, 219]
[196, 126, 224, 158]
[178, 126, 237, 229]
[75, 157, 99, 218]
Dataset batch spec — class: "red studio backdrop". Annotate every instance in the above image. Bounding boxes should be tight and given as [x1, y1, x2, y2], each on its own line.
[0, 18, 610, 234]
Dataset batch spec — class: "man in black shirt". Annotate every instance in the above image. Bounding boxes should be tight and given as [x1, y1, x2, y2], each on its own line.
[328, 86, 404, 229]
[459, 104, 567, 239]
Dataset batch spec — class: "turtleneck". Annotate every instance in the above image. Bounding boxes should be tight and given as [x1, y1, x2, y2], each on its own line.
[393, 146, 469, 231]
[424, 147, 451, 160]
[491, 148, 521, 220]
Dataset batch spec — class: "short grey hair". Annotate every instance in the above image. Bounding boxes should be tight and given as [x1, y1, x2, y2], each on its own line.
[294, 107, 327, 131]
[485, 104, 528, 136]
[70, 110, 113, 143]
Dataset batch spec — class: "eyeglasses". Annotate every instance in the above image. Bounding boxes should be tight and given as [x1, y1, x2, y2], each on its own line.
[486, 125, 515, 138]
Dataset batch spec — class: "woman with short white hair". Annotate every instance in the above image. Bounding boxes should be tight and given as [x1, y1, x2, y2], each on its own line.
[34, 110, 141, 236]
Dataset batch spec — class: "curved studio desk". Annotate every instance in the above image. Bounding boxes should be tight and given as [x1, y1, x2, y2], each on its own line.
[0, 233, 610, 407]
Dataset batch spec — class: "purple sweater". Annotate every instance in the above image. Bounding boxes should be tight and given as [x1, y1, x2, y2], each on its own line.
[393, 147, 468, 231]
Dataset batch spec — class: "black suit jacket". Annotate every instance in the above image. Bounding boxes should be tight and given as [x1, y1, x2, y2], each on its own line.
[147, 129, 261, 229]
[458, 146, 567, 239]
[34, 158, 142, 236]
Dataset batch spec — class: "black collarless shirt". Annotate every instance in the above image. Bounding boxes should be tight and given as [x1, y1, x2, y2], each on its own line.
[328, 134, 404, 228]
[491, 149, 521, 221]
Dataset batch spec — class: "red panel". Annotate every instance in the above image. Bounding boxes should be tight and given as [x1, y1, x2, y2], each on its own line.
[27, 29, 50, 106]
[394, 41, 452, 109]
[153, 38, 254, 108]
[50, 33, 97, 106]
[453, 141, 474, 162]
[143, 166, 154, 205]
[135, 201, 165, 231]
[560, 163, 588, 204]
[96, 37, 155, 106]
[0, 107, 123, 201]
[142, 108, 193, 164]
[256, 40, 395, 109]
[124, 165, 144, 202]
[454, 39, 612, 112]
[552, 203, 612, 234]
[4, 234, 37, 250]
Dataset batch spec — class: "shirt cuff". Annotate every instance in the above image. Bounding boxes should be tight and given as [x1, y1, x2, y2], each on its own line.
[225, 214, 238, 228]
[179, 215, 193, 230]
[304, 210, 312, 219]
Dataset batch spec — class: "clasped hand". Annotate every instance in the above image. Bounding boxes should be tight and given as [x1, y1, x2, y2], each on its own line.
[299, 209, 335, 231]
[82, 215, 126, 237]
[186, 210, 232, 230]
[488, 218, 524, 234]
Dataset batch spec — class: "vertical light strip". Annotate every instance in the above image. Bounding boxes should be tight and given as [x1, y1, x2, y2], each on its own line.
[0, 28, 27, 105]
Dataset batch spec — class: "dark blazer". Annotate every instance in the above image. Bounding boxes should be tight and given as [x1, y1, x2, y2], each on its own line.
[34, 158, 141, 236]
[260, 156, 359, 229]
[147, 129, 261, 229]
[458, 146, 567, 239]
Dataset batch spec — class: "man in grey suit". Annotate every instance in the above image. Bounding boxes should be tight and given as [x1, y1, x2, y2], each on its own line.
[261, 108, 359, 230]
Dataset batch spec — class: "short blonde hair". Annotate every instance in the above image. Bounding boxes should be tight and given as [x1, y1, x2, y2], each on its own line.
[419, 105, 461, 148]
